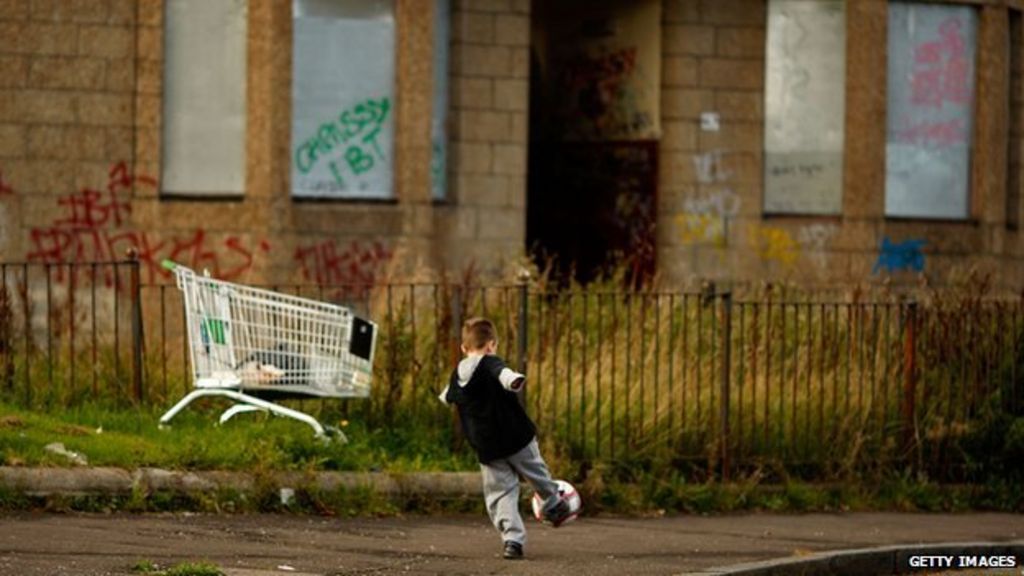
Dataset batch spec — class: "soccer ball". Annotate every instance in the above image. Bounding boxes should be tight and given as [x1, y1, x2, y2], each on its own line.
[531, 479, 581, 526]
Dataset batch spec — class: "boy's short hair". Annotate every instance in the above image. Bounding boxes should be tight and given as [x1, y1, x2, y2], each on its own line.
[462, 317, 497, 350]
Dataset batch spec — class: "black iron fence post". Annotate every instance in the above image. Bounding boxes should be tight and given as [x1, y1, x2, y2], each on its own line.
[720, 290, 733, 482]
[450, 285, 465, 452]
[902, 300, 918, 463]
[128, 251, 144, 404]
[517, 268, 530, 409]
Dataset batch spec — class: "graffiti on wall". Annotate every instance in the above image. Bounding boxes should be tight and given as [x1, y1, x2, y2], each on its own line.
[897, 118, 966, 148]
[873, 236, 927, 274]
[911, 18, 970, 109]
[693, 150, 732, 185]
[294, 97, 391, 193]
[797, 223, 838, 269]
[896, 16, 972, 148]
[294, 240, 393, 286]
[746, 224, 839, 271]
[752, 226, 800, 268]
[0, 171, 13, 197]
[677, 151, 738, 248]
[25, 162, 270, 284]
[676, 188, 740, 247]
[556, 46, 652, 139]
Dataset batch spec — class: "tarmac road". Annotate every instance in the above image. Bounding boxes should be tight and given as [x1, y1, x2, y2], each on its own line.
[0, 512, 1022, 576]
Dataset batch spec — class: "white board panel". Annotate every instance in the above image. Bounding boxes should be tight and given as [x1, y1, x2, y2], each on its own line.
[763, 0, 845, 215]
[885, 3, 976, 219]
[291, 0, 396, 199]
[162, 0, 248, 195]
[432, 0, 450, 200]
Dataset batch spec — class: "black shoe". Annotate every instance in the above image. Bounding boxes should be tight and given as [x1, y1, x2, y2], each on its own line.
[503, 541, 524, 560]
[543, 498, 571, 527]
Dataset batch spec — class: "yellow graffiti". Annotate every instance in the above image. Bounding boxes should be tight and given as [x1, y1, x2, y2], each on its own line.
[676, 213, 727, 247]
[754, 227, 800, 267]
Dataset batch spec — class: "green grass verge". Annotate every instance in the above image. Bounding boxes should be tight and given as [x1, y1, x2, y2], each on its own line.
[0, 400, 475, 473]
[1, 401, 1021, 515]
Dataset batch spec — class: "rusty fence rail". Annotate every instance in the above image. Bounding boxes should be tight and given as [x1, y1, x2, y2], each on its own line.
[1, 260, 1022, 480]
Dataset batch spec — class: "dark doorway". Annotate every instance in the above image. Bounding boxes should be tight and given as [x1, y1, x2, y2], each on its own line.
[526, 0, 660, 284]
[527, 141, 657, 283]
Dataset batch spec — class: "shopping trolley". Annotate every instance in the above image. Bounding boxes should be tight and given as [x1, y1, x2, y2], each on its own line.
[158, 261, 377, 441]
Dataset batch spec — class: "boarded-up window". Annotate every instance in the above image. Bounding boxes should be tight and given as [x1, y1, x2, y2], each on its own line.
[885, 3, 977, 219]
[432, 0, 450, 200]
[291, 0, 395, 199]
[763, 0, 845, 215]
[162, 0, 248, 195]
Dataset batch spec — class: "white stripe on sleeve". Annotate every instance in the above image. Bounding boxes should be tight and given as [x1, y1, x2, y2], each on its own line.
[498, 367, 525, 391]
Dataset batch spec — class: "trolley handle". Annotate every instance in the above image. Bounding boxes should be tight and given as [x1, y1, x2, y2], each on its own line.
[162, 259, 192, 289]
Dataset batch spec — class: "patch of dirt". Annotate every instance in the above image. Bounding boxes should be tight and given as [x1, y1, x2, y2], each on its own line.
[0, 415, 24, 429]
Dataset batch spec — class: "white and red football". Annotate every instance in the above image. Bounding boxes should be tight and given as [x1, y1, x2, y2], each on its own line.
[531, 479, 581, 526]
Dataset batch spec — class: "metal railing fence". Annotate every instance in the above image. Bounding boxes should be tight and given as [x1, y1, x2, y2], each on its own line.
[1, 259, 1021, 480]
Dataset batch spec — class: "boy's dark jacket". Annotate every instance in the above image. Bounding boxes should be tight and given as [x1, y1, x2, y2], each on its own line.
[445, 355, 535, 463]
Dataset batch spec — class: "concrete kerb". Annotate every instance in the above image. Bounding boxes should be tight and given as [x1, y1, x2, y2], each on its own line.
[675, 541, 1024, 576]
[0, 466, 482, 498]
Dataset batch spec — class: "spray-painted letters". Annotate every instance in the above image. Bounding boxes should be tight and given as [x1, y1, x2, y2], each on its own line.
[0, 171, 13, 197]
[754, 227, 799, 268]
[294, 97, 390, 189]
[678, 152, 737, 248]
[676, 189, 739, 247]
[557, 47, 652, 139]
[896, 16, 972, 148]
[897, 118, 966, 147]
[911, 18, 970, 109]
[26, 162, 270, 283]
[873, 236, 927, 274]
[294, 240, 393, 286]
[797, 223, 838, 269]
[692, 150, 732, 185]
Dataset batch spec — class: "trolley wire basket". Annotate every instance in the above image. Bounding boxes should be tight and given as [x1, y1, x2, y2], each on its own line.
[158, 261, 377, 441]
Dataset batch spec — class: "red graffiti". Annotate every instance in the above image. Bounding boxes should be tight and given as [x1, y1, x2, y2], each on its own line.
[164, 231, 270, 282]
[897, 117, 966, 147]
[108, 161, 157, 192]
[25, 161, 270, 284]
[0, 171, 13, 197]
[557, 46, 648, 137]
[114, 231, 166, 279]
[911, 18, 971, 109]
[562, 48, 637, 90]
[294, 240, 393, 286]
[55, 188, 130, 228]
[27, 227, 123, 284]
[561, 47, 637, 122]
[50, 163, 146, 229]
[221, 236, 269, 280]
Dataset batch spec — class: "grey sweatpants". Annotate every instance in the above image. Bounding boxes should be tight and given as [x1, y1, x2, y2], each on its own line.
[480, 438, 561, 546]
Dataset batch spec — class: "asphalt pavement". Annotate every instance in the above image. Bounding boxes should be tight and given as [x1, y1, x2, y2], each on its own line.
[0, 511, 1021, 576]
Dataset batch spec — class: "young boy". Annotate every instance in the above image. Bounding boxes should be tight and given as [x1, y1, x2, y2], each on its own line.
[439, 317, 570, 560]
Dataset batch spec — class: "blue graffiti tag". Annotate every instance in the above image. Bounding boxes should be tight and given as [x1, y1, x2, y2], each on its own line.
[873, 237, 927, 274]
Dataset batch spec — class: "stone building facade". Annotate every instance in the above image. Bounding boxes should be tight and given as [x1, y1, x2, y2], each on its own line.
[0, 0, 1022, 290]
[653, 0, 1024, 290]
[0, 0, 530, 287]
